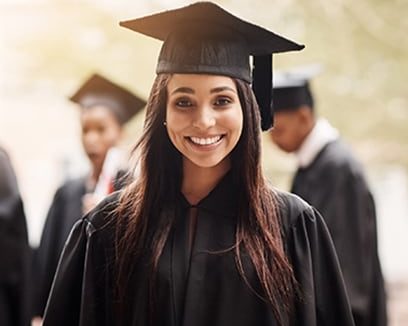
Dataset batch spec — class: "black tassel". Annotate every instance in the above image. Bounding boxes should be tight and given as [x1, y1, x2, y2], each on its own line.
[252, 55, 273, 131]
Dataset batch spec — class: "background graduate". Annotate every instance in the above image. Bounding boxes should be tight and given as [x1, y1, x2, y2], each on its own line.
[0, 146, 29, 326]
[43, 3, 355, 325]
[270, 66, 387, 326]
[31, 73, 146, 324]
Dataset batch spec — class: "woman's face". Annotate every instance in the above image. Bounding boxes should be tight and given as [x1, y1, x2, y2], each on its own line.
[80, 105, 122, 171]
[166, 74, 243, 169]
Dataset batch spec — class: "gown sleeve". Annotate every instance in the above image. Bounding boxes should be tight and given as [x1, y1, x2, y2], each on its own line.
[32, 188, 65, 317]
[285, 201, 355, 326]
[32, 180, 86, 317]
[291, 141, 387, 325]
[320, 169, 383, 323]
[42, 213, 114, 326]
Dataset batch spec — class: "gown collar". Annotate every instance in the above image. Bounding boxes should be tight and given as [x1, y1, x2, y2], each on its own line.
[295, 118, 339, 168]
[179, 170, 239, 218]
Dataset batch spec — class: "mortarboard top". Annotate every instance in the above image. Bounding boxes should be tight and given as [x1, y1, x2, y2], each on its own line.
[70, 74, 146, 125]
[273, 64, 322, 112]
[119, 1, 304, 131]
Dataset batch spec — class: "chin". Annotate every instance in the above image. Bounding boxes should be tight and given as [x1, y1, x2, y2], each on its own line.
[187, 155, 226, 169]
[281, 147, 293, 153]
[191, 160, 223, 169]
[275, 143, 293, 153]
[89, 156, 104, 168]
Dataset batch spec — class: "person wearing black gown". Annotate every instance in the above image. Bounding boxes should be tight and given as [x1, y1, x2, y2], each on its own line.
[43, 3, 355, 326]
[0, 146, 29, 326]
[31, 74, 146, 323]
[270, 67, 387, 326]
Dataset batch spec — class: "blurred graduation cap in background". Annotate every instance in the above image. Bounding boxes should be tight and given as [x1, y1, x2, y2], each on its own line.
[70, 73, 146, 125]
[119, 1, 304, 130]
[273, 64, 323, 112]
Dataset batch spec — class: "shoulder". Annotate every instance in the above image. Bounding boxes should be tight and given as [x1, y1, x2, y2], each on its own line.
[0, 146, 10, 161]
[52, 192, 121, 268]
[57, 177, 86, 192]
[82, 191, 121, 233]
[316, 140, 365, 177]
[52, 177, 87, 200]
[272, 188, 316, 229]
[272, 188, 332, 248]
[0, 147, 14, 175]
[321, 140, 359, 167]
[61, 192, 121, 251]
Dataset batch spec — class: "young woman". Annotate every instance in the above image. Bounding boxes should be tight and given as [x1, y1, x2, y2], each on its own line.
[43, 3, 355, 326]
[31, 74, 145, 323]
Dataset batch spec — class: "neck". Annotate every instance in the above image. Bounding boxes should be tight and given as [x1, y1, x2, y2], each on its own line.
[90, 164, 102, 184]
[181, 158, 231, 205]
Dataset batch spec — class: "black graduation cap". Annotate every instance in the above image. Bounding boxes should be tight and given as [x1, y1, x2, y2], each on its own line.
[273, 64, 322, 112]
[119, 1, 304, 130]
[70, 74, 146, 125]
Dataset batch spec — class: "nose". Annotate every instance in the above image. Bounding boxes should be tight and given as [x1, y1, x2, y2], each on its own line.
[192, 105, 216, 130]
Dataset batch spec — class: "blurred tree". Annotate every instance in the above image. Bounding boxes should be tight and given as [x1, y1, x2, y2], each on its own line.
[1, 0, 407, 164]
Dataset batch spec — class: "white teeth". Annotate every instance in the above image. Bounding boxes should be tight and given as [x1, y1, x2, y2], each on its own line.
[190, 135, 222, 145]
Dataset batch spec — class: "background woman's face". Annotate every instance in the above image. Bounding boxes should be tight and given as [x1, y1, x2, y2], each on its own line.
[80, 105, 122, 170]
[166, 74, 243, 169]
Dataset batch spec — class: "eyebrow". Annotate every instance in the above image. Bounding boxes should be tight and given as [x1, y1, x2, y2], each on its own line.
[170, 86, 236, 95]
[170, 87, 194, 95]
[210, 86, 237, 94]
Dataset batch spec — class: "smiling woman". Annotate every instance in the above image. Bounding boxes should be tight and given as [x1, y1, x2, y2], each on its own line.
[42, 3, 355, 326]
[166, 74, 243, 175]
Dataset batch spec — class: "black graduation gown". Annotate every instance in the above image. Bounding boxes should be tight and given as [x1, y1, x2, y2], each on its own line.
[32, 171, 129, 317]
[43, 174, 355, 326]
[32, 177, 87, 317]
[291, 139, 387, 326]
[0, 147, 29, 326]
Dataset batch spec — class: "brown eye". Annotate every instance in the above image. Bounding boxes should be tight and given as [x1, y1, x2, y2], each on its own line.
[175, 98, 193, 108]
[214, 97, 232, 106]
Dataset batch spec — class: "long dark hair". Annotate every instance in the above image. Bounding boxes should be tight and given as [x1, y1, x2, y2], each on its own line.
[115, 74, 295, 325]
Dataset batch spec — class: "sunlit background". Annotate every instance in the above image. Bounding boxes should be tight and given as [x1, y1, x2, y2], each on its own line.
[1, 0, 407, 324]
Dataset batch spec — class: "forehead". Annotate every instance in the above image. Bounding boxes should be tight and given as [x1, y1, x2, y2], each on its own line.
[80, 105, 120, 123]
[167, 74, 237, 92]
[274, 109, 301, 119]
[273, 110, 303, 129]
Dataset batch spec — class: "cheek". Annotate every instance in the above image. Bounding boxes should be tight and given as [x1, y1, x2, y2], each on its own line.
[272, 124, 288, 140]
[272, 116, 296, 142]
[166, 107, 189, 138]
[272, 126, 294, 148]
[103, 129, 121, 146]
[165, 110, 181, 149]
[222, 108, 243, 136]
[81, 131, 95, 146]
[235, 110, 244, 131]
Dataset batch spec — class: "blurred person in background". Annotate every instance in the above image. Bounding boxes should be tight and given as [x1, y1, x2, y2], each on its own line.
[31, 73, 145, 325]
[0, 146, 30, 326]
[42, 3, 354, 326]
[269, 66, 387, 326]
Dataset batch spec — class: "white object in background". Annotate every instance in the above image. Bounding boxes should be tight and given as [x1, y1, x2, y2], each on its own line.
[94, 147, 125, 197]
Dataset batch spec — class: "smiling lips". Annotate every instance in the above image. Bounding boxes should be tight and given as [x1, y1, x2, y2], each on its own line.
[188, 135, 224, 146]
